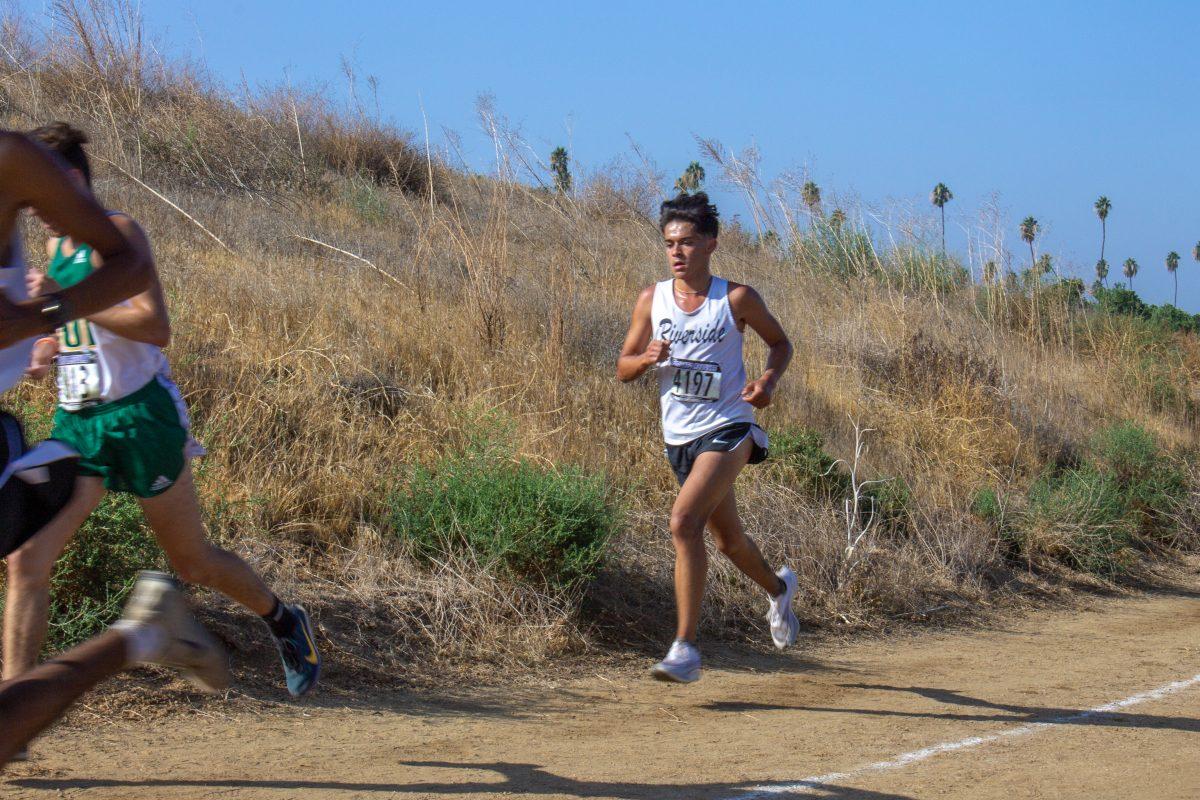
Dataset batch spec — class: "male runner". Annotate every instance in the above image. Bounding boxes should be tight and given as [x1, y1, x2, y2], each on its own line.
[0, 129, 226, 768]
[617, 192, 798, 682]
[4, 123, 320, 698]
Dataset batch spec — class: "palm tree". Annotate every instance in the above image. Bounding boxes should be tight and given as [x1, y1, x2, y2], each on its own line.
[1094, 196, 1111, 262]
[1123, 257, 1138, 290]
[1166, 251, 1180, 305]
[1020, 216, 1039, 270]
[1095, 259, 1109, 287]
[1036, 253, 1053, 277]
[801, 181, 821, 215]
[675, 161, 705, 194]
[930, 183, 953, 255]
[829, 208, 846, 231]
[550, 146, 571, 194]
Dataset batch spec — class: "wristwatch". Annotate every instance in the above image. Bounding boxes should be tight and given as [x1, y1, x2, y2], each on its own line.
[38, 292, 72, 331]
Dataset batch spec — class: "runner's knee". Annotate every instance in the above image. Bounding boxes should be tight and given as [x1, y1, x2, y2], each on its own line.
[670, 510, 706, 543]
[170, 545, 226, 586]
[4, 548, 54, 590]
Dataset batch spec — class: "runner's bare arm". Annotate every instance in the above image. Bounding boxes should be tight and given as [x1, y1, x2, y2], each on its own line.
[81, 215, 170, 347]
[729, 284, 792, 408]
[617, 286, 668, 382]
[0, 133, 149, 345]
[27, 219, 168, 346]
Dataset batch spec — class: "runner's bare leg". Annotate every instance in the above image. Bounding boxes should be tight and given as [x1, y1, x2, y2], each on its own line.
[2, 477, 105, 680]
[137, 464, 275, 616]
[670, 438, 753, 642]
[0, 629, 126, 766]
[706, 486, 783, 595]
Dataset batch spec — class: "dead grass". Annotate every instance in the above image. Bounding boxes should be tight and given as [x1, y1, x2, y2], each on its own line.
[0, 1, 1197, 683]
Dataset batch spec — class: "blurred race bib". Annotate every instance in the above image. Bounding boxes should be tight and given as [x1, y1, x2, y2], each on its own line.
[56, 351, 102, 410]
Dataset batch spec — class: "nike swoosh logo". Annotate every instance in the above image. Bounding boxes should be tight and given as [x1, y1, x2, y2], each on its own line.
[301, 621, 319, 665]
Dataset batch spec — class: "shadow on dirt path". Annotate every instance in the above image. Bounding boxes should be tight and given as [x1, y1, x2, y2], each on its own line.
[703, 683, 1200, 732]
[13, 763, 920, 799]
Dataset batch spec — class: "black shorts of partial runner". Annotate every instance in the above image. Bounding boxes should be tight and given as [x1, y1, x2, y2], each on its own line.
[0, 411, 77, 558]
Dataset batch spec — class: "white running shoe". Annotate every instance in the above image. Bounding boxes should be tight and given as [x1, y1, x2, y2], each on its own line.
[119, 571, 230, 693]
[767, 566, 800, 650]
[651, 639, 702, 683]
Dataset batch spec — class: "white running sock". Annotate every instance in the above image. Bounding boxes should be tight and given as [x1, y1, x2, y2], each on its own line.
[111, 620, 167, 664]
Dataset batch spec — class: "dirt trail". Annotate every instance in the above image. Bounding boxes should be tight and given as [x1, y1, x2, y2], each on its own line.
[5, 577, 1200, 800]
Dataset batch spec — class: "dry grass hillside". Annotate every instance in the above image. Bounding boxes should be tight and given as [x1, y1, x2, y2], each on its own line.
[1, 4, 1197, 686]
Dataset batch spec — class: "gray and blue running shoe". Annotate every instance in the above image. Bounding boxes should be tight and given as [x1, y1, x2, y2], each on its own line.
[273, 604, 321, 697]
[651, 639, 701, 683]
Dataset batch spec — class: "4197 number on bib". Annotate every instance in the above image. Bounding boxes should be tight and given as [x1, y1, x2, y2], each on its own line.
[669, 358, 722, 403]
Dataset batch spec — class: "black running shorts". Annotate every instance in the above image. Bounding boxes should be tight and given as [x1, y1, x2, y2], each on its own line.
[0, 411, 78, 558]
[664, 422, 768, 485]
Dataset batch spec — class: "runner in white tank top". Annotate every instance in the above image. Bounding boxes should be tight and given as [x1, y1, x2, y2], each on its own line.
[619, 192, 798, 683]
[650, 275, 765, 445]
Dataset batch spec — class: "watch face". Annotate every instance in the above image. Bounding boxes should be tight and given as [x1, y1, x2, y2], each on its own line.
[40, 298, 66, 329]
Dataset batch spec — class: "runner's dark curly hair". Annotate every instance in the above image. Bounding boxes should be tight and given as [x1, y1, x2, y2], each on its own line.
[28, 122, 91, 186]
[659, 191, 719, 237]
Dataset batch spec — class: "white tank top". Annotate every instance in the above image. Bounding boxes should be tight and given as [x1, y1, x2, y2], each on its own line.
[56, 305, 170, 409]
[0, 234, 34, 396]
[651, 276, 756, 445]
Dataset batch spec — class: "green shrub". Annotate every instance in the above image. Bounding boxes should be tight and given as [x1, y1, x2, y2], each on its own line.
[791, 224, 881, 281]
[1023, 465, 1136, 575]
[387, 430, 620, 594]
[980, 422, 1187, 576]
[1042, 277, 1087, 308]
[1093, 285, 1200, 334]
[1089, 422, 1185, 537]
[770, 427, 910, 528]
[769, 427, 848, 497]
[1149, 304, 1200, 335]
[1094, 285, 1150, 319]
[340, 175, 390, 223]
[8, 394, 54, 440]
[971, 487, 1003, 522]
[865, 477, 913, 528]
[44, 494, 163, 651]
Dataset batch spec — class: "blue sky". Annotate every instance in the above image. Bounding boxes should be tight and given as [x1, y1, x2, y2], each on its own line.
[18, 1, 1200, 311]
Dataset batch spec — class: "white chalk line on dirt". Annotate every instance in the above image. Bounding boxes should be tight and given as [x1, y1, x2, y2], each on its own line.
[724, 672, 1200, 799]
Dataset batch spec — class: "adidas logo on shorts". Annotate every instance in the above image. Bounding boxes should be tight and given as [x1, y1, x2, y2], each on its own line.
[149, 475, 174, 493]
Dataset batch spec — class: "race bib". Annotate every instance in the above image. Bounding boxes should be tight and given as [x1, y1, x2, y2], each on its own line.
[669, 358, 722, 403]
[56, 351, 102, 410]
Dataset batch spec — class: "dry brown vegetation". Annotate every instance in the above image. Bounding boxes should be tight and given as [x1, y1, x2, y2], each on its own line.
[1, 2, 1197, 684]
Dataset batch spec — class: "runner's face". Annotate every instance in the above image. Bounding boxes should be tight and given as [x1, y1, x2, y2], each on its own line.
[663, 221, 717, 281]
